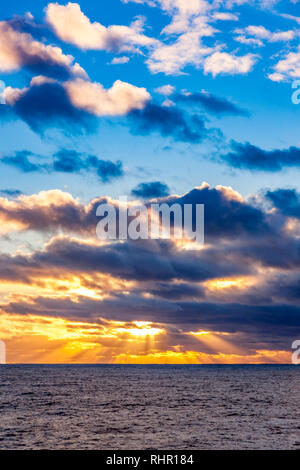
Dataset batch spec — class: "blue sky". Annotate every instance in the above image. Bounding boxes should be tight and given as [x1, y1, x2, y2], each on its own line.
[0, 0, 300, 201]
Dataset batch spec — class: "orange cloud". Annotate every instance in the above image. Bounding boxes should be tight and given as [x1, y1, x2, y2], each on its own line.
[0, 313, 292, 364]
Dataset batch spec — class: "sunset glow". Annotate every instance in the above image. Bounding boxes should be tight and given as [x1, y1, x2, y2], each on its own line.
[0, 0, 299, 366]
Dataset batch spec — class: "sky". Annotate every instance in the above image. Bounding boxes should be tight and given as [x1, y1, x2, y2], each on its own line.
[0, 0, 300, 363]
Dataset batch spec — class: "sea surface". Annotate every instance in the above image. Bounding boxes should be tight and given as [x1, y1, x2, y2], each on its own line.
[0, 364, 299, 450]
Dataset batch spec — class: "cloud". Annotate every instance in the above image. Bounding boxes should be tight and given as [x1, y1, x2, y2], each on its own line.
[1, 149, 124, 183]
[0, 189, 103, 236]
[131, 181, 170, 198]
[45, 2, 157, 53]
[204, 52, 257, 77]
[110, 56, 130, 64]
[1, 150, 41, 172]
[123, 0, 210, 16]
[212, 12, 239, 21]
[234, 25, 298, 46]
[265, 188, 300, 219]
[0, 20, 86, 79]
[2, 278, 300, 340]
[149, 282, 205, 300]
[173, 91, 249, 116]
[121, 0, 300, 81]
[122, 1, 263, 77]
[220, 141, 300, 171]
[0, 189, 23, 197]
[234, 35, 264, 47]
[0, 235, 253, 286]
[1, 181, 300, 356]
[3, 75, 150, 134]
[123, 0, 212, 35]
[280, 13, 300, 25]
[0, 184, 270, 241]
[141, 0, 217, 75]
[129, 102, 219, 143]
[146, 28, 214, 75]
[6, 13, 50, 41]
[4, 79, 98, 135]
[268, 46, 300, 81]
[165, 183, 270, 239]
[53, 150, 124, 182]
[154, 85, 176, 96]
[1, 2, 300, 363]
[122, 1, 252, 77]
[64, 78, 150, 116]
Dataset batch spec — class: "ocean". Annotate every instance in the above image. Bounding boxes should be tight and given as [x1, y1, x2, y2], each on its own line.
[0, 365, 299, 450]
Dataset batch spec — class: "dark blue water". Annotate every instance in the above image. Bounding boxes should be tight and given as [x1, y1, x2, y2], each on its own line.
[0, 365, 299, 449]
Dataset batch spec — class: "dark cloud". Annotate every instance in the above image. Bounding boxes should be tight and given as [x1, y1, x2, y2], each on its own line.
[221, 141, 300, 171]
[1, 150, 42, 172]
[53, 150, 124, 182]
[0, 184, 271, 241]
[0, 20, 80, 80]
[3, 82, 225, 145]
[164, 185, 270, 239]
[88, 156, 123, 183]
[0, 236, 253, 284]
[262, 273, 300, 303]
[220, 235, 300, 270]
[10, 81, 98, 136]
[8, 15, 53, 42]
[265, 188, 300, 219]
[149, 282, 206, 300]
[173, 92, 249, 117]
[1, 148, 123, 183]
[131, 181, 170, 198]
[129, 103, 220, 143]
[2, 294, 299, 348]
[0, 189, 23, 197]
[52, 149, 84, 173]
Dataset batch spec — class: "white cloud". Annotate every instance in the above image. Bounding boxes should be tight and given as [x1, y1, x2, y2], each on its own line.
[122, 0, 261, 76]
[234, 25, 298, 45]
[147, 18, 215, 75]
[159, 0, 211, 35]
[110, 56, 130, 64]
[267, 72, 284, 82]
[280, 13, 300, 25]
[124, 0, 210, 17]
[154, 84, 175, 95]
[204, 51, 257, 76]
[212, 12, 239, 21]
[64, 78, 151, 116]
[0, 20, 86, 77]
[46, 2, 157, 53]
[124, 0, 215, 36]
[235, 35, 264, 46]
[268, 46, 300, 81]
[162, 98, 175, 106]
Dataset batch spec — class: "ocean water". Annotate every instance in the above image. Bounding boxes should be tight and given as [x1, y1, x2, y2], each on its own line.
[0, 365, 299, 450]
